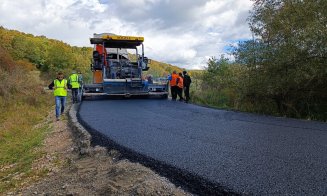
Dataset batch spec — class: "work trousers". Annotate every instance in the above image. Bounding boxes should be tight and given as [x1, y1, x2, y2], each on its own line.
[177, 87, 184, 101]
[71, 88, 79, 103]
[55, 96, 66, 118]
[170, 86, 178, 100]
[184, 86, 190, 102]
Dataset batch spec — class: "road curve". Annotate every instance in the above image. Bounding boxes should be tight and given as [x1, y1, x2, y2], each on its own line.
[78, 99, 327, 195]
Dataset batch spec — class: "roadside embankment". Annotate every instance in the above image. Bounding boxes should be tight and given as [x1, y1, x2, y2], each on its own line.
[11, 103, 191, 195]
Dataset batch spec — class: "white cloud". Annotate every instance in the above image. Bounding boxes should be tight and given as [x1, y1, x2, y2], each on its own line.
[0, 0, 253, 70]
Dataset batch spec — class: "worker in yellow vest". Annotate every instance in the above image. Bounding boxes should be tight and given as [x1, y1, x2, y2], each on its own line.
[69, 70, 80, 103]
[48, 72, 68, 121]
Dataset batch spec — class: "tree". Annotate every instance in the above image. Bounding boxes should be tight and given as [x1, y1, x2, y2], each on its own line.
[234, 0, 327, 119]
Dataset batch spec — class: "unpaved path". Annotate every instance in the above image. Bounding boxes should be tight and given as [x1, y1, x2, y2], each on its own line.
[11, 105, 191, 196]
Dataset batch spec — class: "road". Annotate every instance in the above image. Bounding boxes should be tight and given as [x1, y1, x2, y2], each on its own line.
[78, 99, 327, 195]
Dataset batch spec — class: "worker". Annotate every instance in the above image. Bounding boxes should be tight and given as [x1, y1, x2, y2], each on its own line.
[169, 71, 179, 101]
[183, 70, 192, 103]
[48, 72, 68, 121]
[147, 75, 153, 84]
[177, 72, 184, 101]
[78, 70, 83, 87]
[68, 70, 80, 103]
[77, 70, 83, 96]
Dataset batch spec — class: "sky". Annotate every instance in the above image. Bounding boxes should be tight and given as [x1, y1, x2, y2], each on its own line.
[0, 0, 253, 69]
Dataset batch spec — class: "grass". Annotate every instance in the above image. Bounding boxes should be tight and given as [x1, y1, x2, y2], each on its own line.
[0, 72, 54, 193]
[191, 87, 233, 109]
[0, 94, 53, 193]
[0, 47, 75, 193]
[190, 78, 242, 111]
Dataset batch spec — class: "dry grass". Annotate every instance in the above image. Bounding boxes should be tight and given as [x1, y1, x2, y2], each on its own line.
[0, 50, 54, 193]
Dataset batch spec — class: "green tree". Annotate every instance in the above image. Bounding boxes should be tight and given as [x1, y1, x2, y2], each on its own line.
[197, 56, 245, 108]
[234, 0, 327, 119]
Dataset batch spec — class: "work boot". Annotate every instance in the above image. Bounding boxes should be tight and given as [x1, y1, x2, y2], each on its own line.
[56, 117, 60, 121]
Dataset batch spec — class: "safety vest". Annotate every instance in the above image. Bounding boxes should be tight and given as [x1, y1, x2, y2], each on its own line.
[54, 79, 67, 96]
[177, 76, 184, 89]
[69, 73, 80, 88]
[170, 73, 179, 86]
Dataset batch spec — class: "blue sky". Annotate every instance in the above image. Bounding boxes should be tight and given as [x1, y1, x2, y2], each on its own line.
[0, 0, 253, 69]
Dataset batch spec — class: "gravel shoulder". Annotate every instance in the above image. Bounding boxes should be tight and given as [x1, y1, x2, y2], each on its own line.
[11, 104, 191, 196]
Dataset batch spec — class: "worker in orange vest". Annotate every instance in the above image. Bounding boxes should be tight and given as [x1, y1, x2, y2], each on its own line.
[169, 70, 179, 101]
[177, 72, 184, 101]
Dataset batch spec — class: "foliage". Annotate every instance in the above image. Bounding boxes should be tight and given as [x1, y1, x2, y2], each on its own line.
[241, 0, 327, 119]
[195, 56, 245, 109]
[0, 26, 93, 82]
[144, 59, 183, 78]
[194, 0, 327, 121]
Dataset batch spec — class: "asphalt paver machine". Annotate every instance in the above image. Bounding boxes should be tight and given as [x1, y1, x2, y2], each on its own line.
[82, 33, 168, 99]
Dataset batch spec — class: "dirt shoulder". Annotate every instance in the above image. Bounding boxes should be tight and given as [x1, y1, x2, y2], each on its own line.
[11, 104, 191, 196]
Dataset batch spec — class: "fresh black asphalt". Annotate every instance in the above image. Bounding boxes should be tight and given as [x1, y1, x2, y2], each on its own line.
[78, 99, 327, 195]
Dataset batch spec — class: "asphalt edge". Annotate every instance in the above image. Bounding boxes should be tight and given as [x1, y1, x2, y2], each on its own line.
[68, 103, 94, 155]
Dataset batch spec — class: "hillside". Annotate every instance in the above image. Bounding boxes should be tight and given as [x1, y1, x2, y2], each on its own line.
[0, 27, 93, 81]
[0, 44, 53, 193]
[145, 59, 183, 77]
